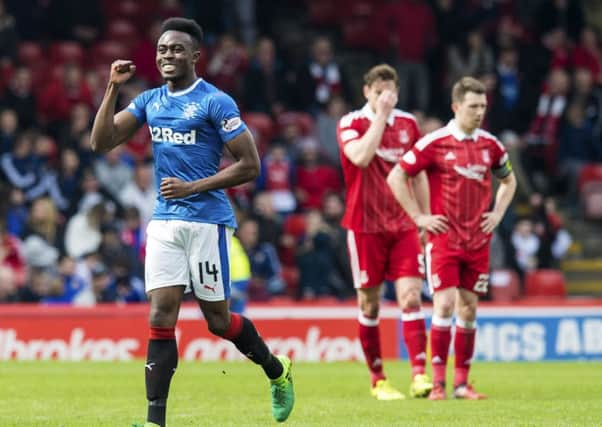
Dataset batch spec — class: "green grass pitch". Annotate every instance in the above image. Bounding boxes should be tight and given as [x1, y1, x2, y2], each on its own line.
[1, 361, 600, 426]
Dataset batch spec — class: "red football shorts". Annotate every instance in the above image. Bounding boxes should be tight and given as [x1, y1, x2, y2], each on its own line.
[346, 228, 423, 289]
[424, 237, 490, 296]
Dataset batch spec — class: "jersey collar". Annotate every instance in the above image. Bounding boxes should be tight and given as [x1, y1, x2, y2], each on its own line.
[166, 78, 203, 97]
[447, 119, 478, 142]
[361, 104, 396, 126]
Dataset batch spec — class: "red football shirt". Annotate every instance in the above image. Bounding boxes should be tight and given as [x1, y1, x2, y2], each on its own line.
[337, 105, 420, 233]
[400, 120, 508, 251]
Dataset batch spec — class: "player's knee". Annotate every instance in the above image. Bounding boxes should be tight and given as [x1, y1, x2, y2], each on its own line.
[435, 299, 455, 317]
[458, 303, 477, 322]
[149, 306, 178, 328]
[207, 317, 230, 337]
[360, 300, 379, 318]
[401, 291, 421, 310]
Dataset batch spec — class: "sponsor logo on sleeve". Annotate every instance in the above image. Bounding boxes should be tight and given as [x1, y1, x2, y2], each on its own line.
[221, 117, 242, 132]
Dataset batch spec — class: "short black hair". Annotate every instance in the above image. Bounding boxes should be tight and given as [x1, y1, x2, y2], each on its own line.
[160, 17, 203, 48]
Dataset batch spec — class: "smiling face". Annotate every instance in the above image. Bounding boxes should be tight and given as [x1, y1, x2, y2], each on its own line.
[156, 30, 199, 85]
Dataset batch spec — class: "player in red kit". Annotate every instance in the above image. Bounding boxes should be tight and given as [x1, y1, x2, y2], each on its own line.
[337, 64, 433, 400]
[387, 77, 517, 400]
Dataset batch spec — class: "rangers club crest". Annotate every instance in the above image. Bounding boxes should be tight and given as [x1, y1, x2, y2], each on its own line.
[399, 129, 410, 144]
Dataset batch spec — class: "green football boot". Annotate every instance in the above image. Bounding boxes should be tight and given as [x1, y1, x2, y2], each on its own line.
[270, 355, 295, 422]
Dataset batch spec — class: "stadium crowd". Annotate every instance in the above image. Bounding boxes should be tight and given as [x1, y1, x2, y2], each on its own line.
[0, 0, 601, 305]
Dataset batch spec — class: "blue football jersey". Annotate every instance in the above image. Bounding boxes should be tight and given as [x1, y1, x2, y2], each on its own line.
[126, 78, 248, 228]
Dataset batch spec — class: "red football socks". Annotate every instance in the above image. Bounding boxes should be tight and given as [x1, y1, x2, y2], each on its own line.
[454, 325, 476, 387]
[401, 309, 427, 377]
[358, 313, 385, 386]
[430, 316, 453, 385]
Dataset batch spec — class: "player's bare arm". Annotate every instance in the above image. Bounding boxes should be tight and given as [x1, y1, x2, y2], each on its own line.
[481, 171, 517, 234]
[387, 164, 448, 234]
[412, 171, 431, 215]
[343, 90, 397, 168]
[160, 129, 260, 199]
[90, 60, 140, 153]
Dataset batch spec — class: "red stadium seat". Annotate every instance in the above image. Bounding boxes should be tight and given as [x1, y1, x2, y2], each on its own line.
[106, 19, 140, 48]
[283, 213, 307, 238]
[578, 163, 602, 193]
[489, 269, 521, 302]
[18, 42, 44, 66]
[342, 17, 377, 49]
[281, 266, 300, 297]
[524, 269, 566, 298]
[49, 41, 85, 66]
[307, 0, 344, 26]
[89, 40, 131, 67]
[242, 112, 275, 155]
[0, 62, 14, 94]
[582, 183, 602, 220]
[277, 111, 315, 136]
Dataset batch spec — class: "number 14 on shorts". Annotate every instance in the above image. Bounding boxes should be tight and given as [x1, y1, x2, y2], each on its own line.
[199, 261, 219, 284]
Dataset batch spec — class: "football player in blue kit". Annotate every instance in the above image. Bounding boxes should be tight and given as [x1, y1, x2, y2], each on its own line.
[90, 17, 294, 427]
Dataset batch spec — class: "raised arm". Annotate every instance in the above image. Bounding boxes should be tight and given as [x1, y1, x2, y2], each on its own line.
[90, 60, 141, 153]
[160, 130, 260, 199]
[343, 90, 396, 168]
[387, 164, 448, 234]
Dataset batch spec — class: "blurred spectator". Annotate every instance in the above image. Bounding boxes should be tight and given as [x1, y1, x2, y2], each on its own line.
[98, 223, 142, 278]
[64, 202, 106, 259]
[0, 264, 18, 302]
[296, 36, 351, 114]
[238, 218, 285, 298]
[89, 261, 116, 303]
[376, 0, 436, 112]
[18, 266, 62, 303]
[557, 102, 595, 200]
[256, 144, 296, 215]
[294, 139, 341, 210]
[229, 235, 251, 313]
[0, 108, 18, 154]
[55, 147, 82, 215]
[522, 68, 570, 193]
[0, 67, 36, 130]
[0, 0, 17, 63]
[488, 46, 531, 135]
[131, 19, 163, 86]
[250, 191, 283, 248]
[316, 96, 347, 167]
[206, 34, 248, 98]
[242, 37, 286, 115]
[75, 167, 120, 215]
[0, 131, 43, 196]
[58, 102, 92, 150]
[511, 218, 540, 277]
[37, 64, 93, 127]
[102, 258, 145, 303]
[446, 28, 494, 91]
[44, 254, 90, 304]
[530, 195, 573, 268]
[572, 27, 602, 84]
[0, 212, 26, 287]
[320, 192, 352, 292]
[119, 162, 156, 228]
[21, 196, 64, 258]
[121, 206, 146, 264]
[44, 0, 104, 45]
[296, 210, 348, 299]
[535, 0, 584, 42]
[94, 144, 133, 200]
[5, 186, 27, 236]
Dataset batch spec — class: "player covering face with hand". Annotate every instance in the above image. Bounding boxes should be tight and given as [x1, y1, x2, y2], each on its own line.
[387, 76, 517, 400]
[337, 64, 433, 400]
[89, 18, 294, 426]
